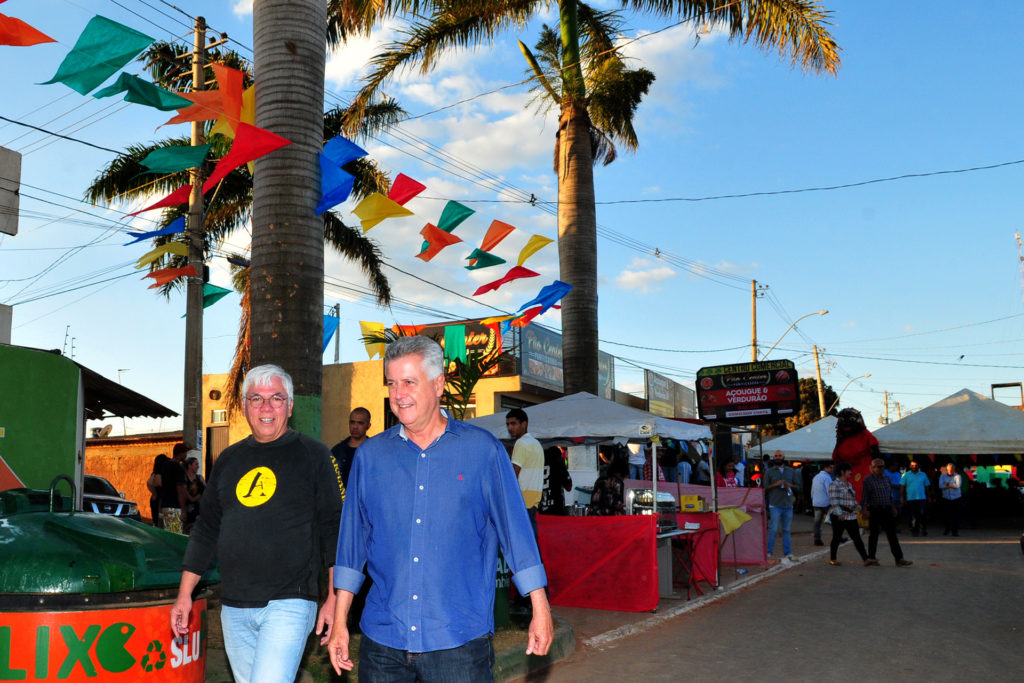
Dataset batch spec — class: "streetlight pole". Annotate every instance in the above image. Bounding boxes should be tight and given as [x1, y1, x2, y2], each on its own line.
[759, 310, 828, 360]
[828, 373, 871, 414]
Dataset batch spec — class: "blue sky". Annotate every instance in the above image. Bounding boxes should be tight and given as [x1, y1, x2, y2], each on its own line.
[2, 0, 1024, 435]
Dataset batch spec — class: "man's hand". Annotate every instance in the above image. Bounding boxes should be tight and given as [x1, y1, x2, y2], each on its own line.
[316, 590, 337, 645]
[169, 571, 201, 637]
[525, 589, 554, 657]
[328, 625, 354, 674]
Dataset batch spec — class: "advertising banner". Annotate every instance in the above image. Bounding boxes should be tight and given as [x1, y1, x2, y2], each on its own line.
[674, 383, 696, 418]
[645, 370, 674, 417]
[696, 360, 800, 424]
[416, 320, 516, 377]
[519, 325, 615, 396]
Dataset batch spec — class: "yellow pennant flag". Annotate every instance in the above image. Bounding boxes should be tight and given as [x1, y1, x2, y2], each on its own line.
[135, 241, 188, 269]
[480, 315, 514, 325]
[516, 234, 553, 267]
[353, 193, 414, 233]
[359, 320, 387, 359]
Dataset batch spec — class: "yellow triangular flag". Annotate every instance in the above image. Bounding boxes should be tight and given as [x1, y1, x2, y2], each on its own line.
[353, 193, 414, 233]
[135, 242, 188, 269]
[516, 234, 553, 267]
[359, 320, 387, 359]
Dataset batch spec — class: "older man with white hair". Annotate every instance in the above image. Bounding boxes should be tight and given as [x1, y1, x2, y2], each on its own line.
[170, 364, 342, 683]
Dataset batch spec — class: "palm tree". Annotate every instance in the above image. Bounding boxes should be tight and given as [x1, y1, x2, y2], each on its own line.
[86, 40, 399, 432]
[331, 1, 840, 395]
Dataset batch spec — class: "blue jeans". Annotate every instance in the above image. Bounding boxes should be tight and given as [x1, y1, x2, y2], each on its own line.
[359, 634, 495, 682]
[628, 463, 643, 480]
[768, 505, 794, 556]
[220, 598, 317, 683]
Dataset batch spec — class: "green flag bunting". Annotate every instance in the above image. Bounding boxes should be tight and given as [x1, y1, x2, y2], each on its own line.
[443, 325, 467, 365]
[94, 73, 192, 111]
[40, 15, 154, 95]
[180, 283, 232, 318]
[464, 248, 506, 270]
[140, 144, 212, 173]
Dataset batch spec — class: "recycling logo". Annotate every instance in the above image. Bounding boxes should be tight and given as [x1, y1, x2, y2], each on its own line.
[140, 639, 167, 673]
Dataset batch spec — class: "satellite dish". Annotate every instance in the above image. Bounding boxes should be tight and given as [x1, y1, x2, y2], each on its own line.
[98, 424, 113, 438]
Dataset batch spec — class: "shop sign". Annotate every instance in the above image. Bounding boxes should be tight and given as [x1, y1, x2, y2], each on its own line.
[696, 360, 800, 424]
[0, 600, 207, 681]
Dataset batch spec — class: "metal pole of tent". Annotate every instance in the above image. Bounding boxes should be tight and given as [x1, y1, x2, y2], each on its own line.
[709, 438, 719, 588]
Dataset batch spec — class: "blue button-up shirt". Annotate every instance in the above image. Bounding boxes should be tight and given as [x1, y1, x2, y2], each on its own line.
[334, 412, 547, 653]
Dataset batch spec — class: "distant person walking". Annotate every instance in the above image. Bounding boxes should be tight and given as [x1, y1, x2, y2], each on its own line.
[810, 462, 835, 546]
[764, 450, 801, 562]
[862, 459, 912, 568]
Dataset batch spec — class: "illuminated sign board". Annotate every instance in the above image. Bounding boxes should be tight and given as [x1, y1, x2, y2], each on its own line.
[696, 360, 800, 424]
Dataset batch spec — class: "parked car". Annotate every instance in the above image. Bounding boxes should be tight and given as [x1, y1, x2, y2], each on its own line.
[82, 474, 141, 521]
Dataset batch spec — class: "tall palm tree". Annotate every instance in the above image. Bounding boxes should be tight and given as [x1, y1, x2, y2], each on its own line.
[331, 0, 840, 395]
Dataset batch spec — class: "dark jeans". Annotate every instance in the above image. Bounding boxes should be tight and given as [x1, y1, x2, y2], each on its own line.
[941, 497, 962, 534]
[905, 499, 927, 535]
[359, 635, 495, 682]
[829, 515, 867, 561]
[867, 505, 904, 561]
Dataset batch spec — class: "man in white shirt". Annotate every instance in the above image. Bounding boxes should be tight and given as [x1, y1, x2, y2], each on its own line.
[810, 462, 835, 546]
[507, 408, 544, 512]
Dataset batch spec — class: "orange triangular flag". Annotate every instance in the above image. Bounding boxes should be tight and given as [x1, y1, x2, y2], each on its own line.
[160, 90, 224, 127]
[470, 219, 516, 265]
[144, 265, 197, 288]
[0, 12, 56, 46]
[416, 223, 463, 261]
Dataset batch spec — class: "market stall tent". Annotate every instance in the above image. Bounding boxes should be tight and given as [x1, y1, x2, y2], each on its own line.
[466, 391, 711, 443]
[875, 388, 1024, 455]
[757, 416, 840, 462]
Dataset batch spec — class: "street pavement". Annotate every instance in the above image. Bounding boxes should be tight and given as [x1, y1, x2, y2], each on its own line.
[518, 518, 1024, 682]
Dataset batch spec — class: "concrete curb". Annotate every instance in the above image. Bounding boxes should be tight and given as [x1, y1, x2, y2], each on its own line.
[493, 616, 575, 682]
[584, 547, 830, 650]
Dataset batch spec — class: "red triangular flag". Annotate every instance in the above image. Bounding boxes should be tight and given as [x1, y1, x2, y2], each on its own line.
[511, 306, 544, 327]
[202, 123, 291, 192]
[144, 265, 197, 288]
[473, 266, 540, 296]
[0, 12, 55, 46]
[415, 223, 463, 262]
[127, 184, 193, 216]
[388, 173, 426, 205]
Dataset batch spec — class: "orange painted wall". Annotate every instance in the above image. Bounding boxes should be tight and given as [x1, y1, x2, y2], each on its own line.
[83, 433, 181, 523]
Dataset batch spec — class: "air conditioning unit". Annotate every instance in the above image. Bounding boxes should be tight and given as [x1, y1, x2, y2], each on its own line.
[210, 409, 227, 423]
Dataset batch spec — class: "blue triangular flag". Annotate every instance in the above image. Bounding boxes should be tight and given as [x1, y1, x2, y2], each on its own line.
[517, 280, 572, 315]
[123, 216, 186, 245]
[323, 135, 367, 167]
[316, 153, 356, 215]
[323, 314, 340, 352]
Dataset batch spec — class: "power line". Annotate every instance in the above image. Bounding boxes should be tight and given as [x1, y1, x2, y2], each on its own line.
[0, 115, 122, 154]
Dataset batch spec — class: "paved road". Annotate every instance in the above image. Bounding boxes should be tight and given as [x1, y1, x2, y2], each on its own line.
[527, 528, 1023, 682]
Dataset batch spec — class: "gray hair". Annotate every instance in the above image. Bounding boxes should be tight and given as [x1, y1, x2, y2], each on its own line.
[242, 364, 294, 401]
[385, 336, 444, 380]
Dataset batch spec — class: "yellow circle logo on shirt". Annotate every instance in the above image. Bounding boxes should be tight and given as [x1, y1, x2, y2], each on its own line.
[235, 467, 277, 507]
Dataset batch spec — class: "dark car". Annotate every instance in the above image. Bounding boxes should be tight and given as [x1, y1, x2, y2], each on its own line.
[82, 474, 141, 521]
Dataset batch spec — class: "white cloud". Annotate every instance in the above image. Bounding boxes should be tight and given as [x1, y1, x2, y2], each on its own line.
[842, 321, 857, 328]
[232, 1, 252, 18]
[615, 257, 677, 293]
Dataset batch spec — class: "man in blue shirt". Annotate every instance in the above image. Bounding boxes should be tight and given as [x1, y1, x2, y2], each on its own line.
[329, 336, 553, 680]
[900, 460, 931, 537]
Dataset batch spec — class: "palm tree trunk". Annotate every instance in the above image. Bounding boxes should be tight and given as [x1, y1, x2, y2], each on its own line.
[556, 99, 599, 395]
[251, 0, 327, 437]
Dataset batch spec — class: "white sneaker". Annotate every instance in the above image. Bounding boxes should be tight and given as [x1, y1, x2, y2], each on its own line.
[785, 554, 797, 562]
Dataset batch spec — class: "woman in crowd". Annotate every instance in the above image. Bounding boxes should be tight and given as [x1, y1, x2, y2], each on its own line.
[183, 456, 206, 533]
[146, 454, 168, 528]
[827, 462, 869, 566]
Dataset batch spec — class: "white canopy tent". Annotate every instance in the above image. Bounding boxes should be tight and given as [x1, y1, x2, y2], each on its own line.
[757, 416, 839, 462]
[875, 388, 1024, 455]
[466, 391, 711, 444]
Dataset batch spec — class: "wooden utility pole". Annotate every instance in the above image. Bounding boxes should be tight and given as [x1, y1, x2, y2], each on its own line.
[182, 16, 207, 455]
[813, 345, 826, 417]
[751, 279, 758, 361]
[883, 390, 889, 425]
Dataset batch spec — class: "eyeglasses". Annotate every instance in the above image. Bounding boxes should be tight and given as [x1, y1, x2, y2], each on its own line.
[246, 394, 288, 408]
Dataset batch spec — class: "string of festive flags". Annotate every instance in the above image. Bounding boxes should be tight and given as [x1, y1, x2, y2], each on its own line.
[4, 7, 569, 330]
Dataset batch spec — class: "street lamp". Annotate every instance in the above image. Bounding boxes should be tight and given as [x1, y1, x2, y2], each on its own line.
[759, 310, 828, 360]
[828, 373, 871, 414]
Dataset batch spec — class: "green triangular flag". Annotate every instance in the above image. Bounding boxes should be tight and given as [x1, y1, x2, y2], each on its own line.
[443, 324, 467, 365]
[141, 144, 212, 174]
[40, 16, 154, 95]
[464, 248, 506, 270]
[94, 73, 192, 111]
[180, 283, 232, 318]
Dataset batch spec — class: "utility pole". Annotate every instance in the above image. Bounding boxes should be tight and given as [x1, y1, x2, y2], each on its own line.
[896, 402, 902, 421]
[751, 280, 758, 361]
[883, 390, 889, 425]
[181, 16, 207, 456]
[813, 345, 826, 417]
[333, 303, 340, 363]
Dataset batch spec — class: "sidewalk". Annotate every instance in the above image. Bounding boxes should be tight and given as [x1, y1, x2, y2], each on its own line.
[203, 512, 827, 681]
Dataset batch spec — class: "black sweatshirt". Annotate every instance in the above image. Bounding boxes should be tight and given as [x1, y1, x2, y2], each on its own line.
[182, 430, 342, 608]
